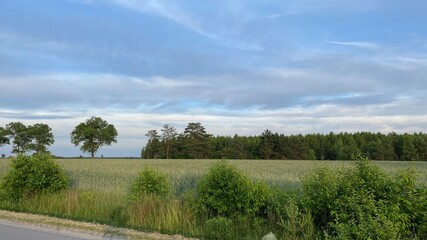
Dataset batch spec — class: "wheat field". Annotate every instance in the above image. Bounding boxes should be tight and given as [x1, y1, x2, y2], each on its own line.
[1, 159, 425, 193]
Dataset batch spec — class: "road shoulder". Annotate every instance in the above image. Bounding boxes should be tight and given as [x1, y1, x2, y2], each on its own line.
[0, 210, 197, 240]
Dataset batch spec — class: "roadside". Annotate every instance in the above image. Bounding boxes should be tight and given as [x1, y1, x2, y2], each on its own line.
[0, 210, 198, 240]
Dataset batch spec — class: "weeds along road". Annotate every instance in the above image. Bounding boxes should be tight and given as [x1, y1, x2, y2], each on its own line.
[0, 220, 125, 240]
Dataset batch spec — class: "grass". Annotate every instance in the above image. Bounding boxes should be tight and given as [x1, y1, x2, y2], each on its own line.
[0, 209, 196, 240]
[0, 158, 426, 239]
[2, 159, 425, 192]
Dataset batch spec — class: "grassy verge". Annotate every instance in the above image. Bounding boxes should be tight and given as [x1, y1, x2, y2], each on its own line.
[0, 209, 197, 240]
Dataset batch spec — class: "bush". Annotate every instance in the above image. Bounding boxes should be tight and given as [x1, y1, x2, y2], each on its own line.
[1, 154, 69, 199]
[302, 159, 425, 239]
[205, 217, 233, 240]
[267, 190, 316, 239]
[196, 160, 270, 218]
[130, 167, 171, 200]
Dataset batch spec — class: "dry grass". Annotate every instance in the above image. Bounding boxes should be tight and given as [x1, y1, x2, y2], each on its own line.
[0, 209, 196, 240]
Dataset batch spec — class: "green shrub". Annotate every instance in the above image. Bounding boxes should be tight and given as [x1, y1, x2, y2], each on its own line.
[130, 167, 171, 200]
[301, 166, 339, 229]
[302, 159, 424, 239]
[205, 217, 233, 240]
[1, 154, 69, 199]
[267, 190, 316, 240]
[412, 188, 427, 239]
[196, 160, 270, 218]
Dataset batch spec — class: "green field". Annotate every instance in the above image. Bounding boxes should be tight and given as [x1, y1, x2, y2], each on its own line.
[1, 159, 427, 193]
[0, 159, 426, 239]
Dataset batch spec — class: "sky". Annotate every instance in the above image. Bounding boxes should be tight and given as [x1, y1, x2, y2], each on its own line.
[1, 0, 427, 157]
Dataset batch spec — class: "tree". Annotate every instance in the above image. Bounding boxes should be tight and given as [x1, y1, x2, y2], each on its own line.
[144, 130, 161, 159]
[4, 122, 55, 155]
[401, 134, 418, 161]
[182, 122, 212, 159]
[160, 124, 177, 159]
[6, 122, 32, 154]
[0, 127, 10, 147]
[70, 116, 118, 158]
[27, 123, 54, 154]
[259, 129, 275, 159]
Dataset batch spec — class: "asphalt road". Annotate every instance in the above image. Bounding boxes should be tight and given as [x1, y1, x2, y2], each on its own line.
[0, 220, 126, 240]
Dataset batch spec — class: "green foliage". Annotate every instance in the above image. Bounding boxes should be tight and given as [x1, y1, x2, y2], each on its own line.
[0, 158, 425, 239]
[2, 122, 54, 155]
[196, 160, 270, 218]
[27, 123, 55, 154]
[205, 217, 233, 240]
[130, 167, 171, 200]
[70, 116, 118, 158]
[0, 127, 9, 147]
[267, 190, 317, 239]
[402, 134, 419, 161]
[1, 154, 68, 199]
[161, 124, 178, 159]
[302, 159, 425, 239]
[5, 122, 31, 154]
[142, 125, 427, 160]
[412, 188, 427, 239]
[143, 130, 161, 159]
[182, 122, 212, 159]
[302, 166, 339, 228]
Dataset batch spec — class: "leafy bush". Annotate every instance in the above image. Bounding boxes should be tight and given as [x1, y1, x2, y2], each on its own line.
[302, 159, 425, 239]
[130, 167, 171, 200]
[1, 154, 69, 199]
[205, 217, 233, 240]
[196, 160, 270, 218]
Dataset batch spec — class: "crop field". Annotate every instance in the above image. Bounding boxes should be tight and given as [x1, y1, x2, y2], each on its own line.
[1, 159, 426, 193]
[0, 159, 426, 239]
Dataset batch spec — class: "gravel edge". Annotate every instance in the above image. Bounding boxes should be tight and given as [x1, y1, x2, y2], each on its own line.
[0, 210, 198, 240]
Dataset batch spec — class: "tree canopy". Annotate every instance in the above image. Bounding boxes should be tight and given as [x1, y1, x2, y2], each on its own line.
[27, 123, 55, 154]
[6, 122, 31, 154]
[70, 116, 118, 158]
[142, 124, 427, 161]
[161, 124, 177, 159]
[2, 122, 54, 155]
[0, 127, 10, 147]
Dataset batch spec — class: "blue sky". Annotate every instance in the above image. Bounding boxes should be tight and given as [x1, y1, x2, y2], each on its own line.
[1, 0, 427, 157]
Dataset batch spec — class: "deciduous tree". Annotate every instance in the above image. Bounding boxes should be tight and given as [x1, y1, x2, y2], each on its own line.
[6, 122, 31, 154]
[0, 127, 10, 147]
[143, 130, 161, 159]
[70, 116, 118, 158]
[27, 123, 54, 154]
[160, 124, 177, 159]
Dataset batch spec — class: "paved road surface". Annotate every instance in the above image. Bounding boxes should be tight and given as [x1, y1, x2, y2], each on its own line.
[0, 220, 125, 240]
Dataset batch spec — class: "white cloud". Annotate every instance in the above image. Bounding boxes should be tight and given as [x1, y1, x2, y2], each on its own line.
[104, 0, 262, 51]
[3, 101, 427, 157]
[325, 40, 381, 50]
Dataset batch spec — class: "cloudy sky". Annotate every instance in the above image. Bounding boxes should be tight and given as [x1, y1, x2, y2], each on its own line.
[1, 0, 427, 157]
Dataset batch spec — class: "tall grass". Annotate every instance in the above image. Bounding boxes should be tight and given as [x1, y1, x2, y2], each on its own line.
[2, 159, 424, 191]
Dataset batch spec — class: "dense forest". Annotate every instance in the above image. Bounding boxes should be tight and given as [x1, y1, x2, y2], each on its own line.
[142, 122, 427, 161]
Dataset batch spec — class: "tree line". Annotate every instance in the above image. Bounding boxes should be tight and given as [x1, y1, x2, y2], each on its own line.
[2, 118, 426, 160]
[143, 123, 427, 161]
